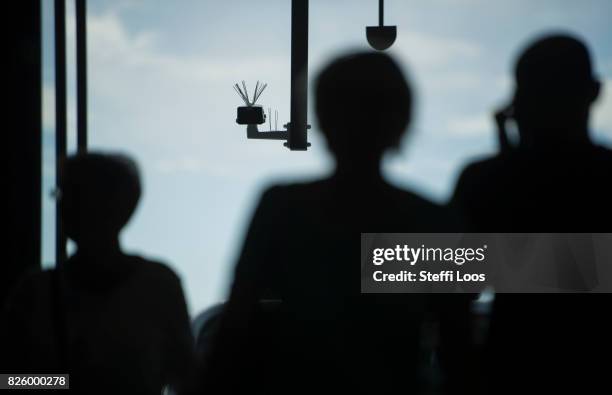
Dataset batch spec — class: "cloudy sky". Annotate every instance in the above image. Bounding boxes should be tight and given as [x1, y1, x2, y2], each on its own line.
[41, 0, 612, 315]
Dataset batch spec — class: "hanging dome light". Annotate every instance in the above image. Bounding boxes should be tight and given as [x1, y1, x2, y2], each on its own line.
[366, 0, 397, 51]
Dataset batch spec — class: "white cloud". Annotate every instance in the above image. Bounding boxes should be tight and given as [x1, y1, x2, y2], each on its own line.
[86, 12, 286, 87]
[395, 31, 482, 68]
[155, 156, 214, 176]
[78, 7, 495, 183]
[78, 9, 320, 179]
[447, 114, 492, 136]
[390, 31, 490, 103]
[384, 158, 419, 178]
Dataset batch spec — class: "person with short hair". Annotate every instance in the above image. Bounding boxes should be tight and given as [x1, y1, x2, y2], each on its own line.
[451, 33, 612, 393]
[203, 52, 471, 395]
[1, 153, 195, 395]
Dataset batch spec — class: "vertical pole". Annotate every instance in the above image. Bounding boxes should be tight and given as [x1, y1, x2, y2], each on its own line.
[287, 0, 309, 151]
[4, 1, 42, 304]
[379, 0, 384, 26]
[76, 0, 88, 153]
[55, 0, 67, 267]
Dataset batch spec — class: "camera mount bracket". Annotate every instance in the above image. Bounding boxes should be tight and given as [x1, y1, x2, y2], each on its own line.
[235, 0, 310, 151]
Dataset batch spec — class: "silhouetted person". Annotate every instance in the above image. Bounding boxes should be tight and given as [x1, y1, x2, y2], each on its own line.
[203, 52, 473, 394]
[452, 34, 612, 393]
[453, 34, 611, 231]
[1, 153, 195, 395]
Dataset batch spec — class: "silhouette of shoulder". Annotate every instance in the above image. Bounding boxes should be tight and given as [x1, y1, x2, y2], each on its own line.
[120, 254, 183, 287]
[453, 155, 507, 200]
[591, 143, 612, 162]
[457, 144, 612, 187]
[2, 254, 193, 391]
[257, 178, 458, 232]
[457, 153, 506, 180]
[453, 144, 612, 231]
[4, 255, 180, 299]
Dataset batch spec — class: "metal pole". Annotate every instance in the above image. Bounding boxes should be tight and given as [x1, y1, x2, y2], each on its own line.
[379, 0, 384, 26]
[287, 0, 309, 150]
[76, 0, 88, 153]
[55, 0, 67, 267]
[3, 1, 42, 304]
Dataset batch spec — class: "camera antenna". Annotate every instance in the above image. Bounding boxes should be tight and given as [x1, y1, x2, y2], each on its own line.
[233, 83, 249, 106]
[253, 81, 267, 104]
[241, 81, 250, 104]
[234, 80, 268, 107]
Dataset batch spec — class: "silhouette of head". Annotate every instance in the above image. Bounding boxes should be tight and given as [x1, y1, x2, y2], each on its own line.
[61, 153, 141, 249]
[315, 52, 412, 173]
[513, 33, 600, 147]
